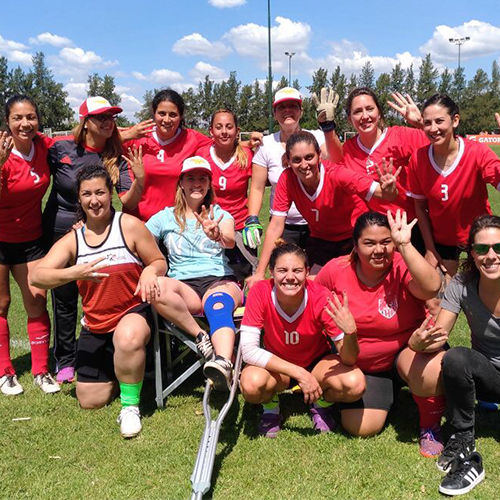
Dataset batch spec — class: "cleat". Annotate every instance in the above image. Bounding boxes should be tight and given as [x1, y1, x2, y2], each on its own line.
[33, 373, 60, 394]
[0, 374, 24, 396]
[117, 406, 142, 438]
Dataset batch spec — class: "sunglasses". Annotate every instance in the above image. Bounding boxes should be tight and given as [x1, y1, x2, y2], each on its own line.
[472, 243, 500, 255]
[91, 114, 117, 123]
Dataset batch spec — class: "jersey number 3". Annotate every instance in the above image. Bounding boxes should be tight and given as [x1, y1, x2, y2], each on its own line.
[440, 184, 449, 201]
[285, 330, 300, 345]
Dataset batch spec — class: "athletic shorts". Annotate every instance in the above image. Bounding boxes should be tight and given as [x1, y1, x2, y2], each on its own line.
[305, 236, 353, 267]
[0, 238, 46, 265]
[435, 242, 463, 261]
[283, 223, 309, 249]
[180, 275, 240, 300]
[287, 351, 332, 389]
[225, 233, 258, 282]
[336, 352, 406, 412]
[75, 302, 152, 383]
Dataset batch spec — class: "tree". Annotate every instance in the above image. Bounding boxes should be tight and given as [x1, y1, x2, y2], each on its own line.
[135, 88, 157, 122]
[491, 60, 500, 99]
[0, 56, 8, 124]
[449, 67, 466, 103]
[375, 73, 392, 125]
[359, 61, 375, 89]
[87, 73, 121, 106]
[28, 52, 72, 129]
[237, 83, 253, 132]
[306, 68, 328, 97]
[416, 54, 438, 105]
[329, 66, 348, 132]
[438, 68, 452, 95]
[390, 63, 405, 94]
[404, 64, 416, 97]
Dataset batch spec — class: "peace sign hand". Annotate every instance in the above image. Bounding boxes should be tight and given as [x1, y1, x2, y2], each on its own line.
[194, 205, 224, 241]
[387, 209, 417, 247]
[388, 93, 423, 128]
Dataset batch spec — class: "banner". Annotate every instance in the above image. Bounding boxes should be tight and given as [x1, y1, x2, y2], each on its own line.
[466, 134, 500, 144]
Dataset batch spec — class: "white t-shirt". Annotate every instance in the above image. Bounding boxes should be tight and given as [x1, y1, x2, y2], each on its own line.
[252, 129, 325, 226]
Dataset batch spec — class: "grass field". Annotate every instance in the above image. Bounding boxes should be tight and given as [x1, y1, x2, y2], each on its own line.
[2, 149, 500, 500]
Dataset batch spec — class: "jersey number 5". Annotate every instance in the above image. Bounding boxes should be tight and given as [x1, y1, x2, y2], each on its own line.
[30, 168, 40, 184]
[440, 184, 449, 201]
[285, 330, 300, 345]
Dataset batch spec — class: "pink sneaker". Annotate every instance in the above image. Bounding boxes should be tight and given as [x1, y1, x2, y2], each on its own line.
[258, 413, 283, 438]
[310, 407, 336, 433]
[419, 424, 444, 457]
[56, 366, 75, 384]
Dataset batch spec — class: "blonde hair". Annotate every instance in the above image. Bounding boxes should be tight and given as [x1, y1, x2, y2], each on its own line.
[73, 118, 123, 184]
[210, 109, 248, 169]
[173, 174, 216, 232]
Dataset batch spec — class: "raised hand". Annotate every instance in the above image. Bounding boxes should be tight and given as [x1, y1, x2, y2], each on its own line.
[122, 145, 145, 184]
[194, 204, 224, 241]
[325, 292, 357, 335]
[388, 93, 423, 128]
[374, 157, 401, 199]
[387, 209, 417, 247]
[408, 316, 449, 352]
[495, 112, 500, 130]
[119, 119, 155, 141]
[0, 132, 13, 169]
[312, 87, 339, 132]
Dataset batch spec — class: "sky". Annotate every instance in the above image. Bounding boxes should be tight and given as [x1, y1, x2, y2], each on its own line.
[1, 0, 500, 121]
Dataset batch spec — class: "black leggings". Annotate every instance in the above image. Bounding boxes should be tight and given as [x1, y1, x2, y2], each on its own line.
[442, 346, 500, 434]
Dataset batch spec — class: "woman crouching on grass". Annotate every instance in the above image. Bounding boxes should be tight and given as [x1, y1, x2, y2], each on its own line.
[31, 165, 166, 438]
[316, 211, 445, 458]
[239, 240, 365, 438]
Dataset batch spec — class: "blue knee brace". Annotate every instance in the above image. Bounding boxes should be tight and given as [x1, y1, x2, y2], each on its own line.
[204, 292, 235, 336]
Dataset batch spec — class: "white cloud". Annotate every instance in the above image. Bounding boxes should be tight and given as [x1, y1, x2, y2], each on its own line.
[420, 20, 500, 62]
[133, 68, 184, 84]
[119, 93, 142, 119]
[171, 82, 197, 93]
[209, 0, 246, 8]
[49, 46, 118, 78]
[173, 33, 232, 60]
[190, 61, 228, 82]
[0, 35, 32, 65]
[29, 32, 72, 47]
[224, 16, 311, 72]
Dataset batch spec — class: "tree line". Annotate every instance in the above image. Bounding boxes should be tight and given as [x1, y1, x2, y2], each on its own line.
[1, 52, 500, 135]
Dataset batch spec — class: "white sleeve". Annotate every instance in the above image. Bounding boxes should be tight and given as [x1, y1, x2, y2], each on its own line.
[240, 325, 273, 368]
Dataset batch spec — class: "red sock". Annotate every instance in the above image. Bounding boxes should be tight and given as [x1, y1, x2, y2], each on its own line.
[413, 394, 446, 428]
[0, 317, 15, 376]
[27, 313, 51, 376]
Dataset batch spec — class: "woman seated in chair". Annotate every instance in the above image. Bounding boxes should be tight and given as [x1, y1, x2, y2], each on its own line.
[31, 165, 166, 438]
[147, 157, 242, 391]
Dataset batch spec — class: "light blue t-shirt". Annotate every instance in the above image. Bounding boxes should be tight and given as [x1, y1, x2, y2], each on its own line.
[146, 205, 234, 280]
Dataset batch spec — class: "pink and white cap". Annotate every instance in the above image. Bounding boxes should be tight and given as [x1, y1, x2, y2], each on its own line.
[181, 156, 212, 177]
[79, 96, 123, 120]
[273, 87, 302, 108]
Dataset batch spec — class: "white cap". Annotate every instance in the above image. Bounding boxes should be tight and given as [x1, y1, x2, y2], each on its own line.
[181, 156, 212, 177]
[273, 87, 302, 108]
[79, 96, 123, 120]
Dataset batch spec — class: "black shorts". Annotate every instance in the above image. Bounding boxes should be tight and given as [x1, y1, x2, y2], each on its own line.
[336, 354, 406, 412]
[180, 275, 240, 300]
[435, 242, 462, 261]
[225, 240, 257, 282]
[75, 302, 152, 383]
[410, 224, 426, 256]
[287, 351, 331, 389]
[283, 223, 309, 249]
[0, 238, 46, 265]
[305, 236, 353, 267]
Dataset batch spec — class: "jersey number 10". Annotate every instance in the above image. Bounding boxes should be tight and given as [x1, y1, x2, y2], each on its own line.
[284, 330, 300, 345]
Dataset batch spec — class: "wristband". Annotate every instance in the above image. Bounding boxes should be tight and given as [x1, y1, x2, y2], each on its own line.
[245, 215, 261, 226]
[318, 120, 336, 133]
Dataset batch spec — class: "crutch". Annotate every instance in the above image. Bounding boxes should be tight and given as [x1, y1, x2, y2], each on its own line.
[190, 340, 243, 500]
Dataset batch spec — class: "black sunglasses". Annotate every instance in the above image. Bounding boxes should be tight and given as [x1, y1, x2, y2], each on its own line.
[472, 243, 500, 256]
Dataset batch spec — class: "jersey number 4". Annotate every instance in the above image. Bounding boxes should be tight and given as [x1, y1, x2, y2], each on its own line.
[157, 150, 165, 162]
[440, 184, 449, 201]
[284, 330, 300, 345]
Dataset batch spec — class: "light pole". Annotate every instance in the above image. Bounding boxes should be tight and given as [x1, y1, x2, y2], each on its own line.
[267, 0, 273, 133]
[448, 36, 470, 69]
[285, 51, 295, 86]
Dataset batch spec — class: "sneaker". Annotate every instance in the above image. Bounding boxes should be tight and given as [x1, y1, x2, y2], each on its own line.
[117, 406, 142, 438]
[419, 424, 444, 457]
[203, 356, 233, 391]
[56, 366, 75, 384]
[310, 406, 336, 433]
[0, 374, 24, 396]
[196, 331, 214, 361]
[439, 452, 485, 496]
[437, 432, 475, 472]
[258, 412, 283, 438]
[33, 373, 60, 394]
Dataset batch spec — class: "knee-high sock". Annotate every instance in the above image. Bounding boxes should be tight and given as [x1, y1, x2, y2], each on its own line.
[0, 317, 14, 376]
[28, 313, 51, 376]
[413, 394, 446, 428]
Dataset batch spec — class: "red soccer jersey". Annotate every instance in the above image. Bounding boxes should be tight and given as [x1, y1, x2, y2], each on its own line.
[343, 126, 428, 219]
[271, 161, 376, 241]
[241, 279, 343, 368]
[316, 253, 426, 373]
[407, 137, 500, 246]
[197, 144, 253, 230]
[0, 135, 52, 242]
[121, 128, 212, 221]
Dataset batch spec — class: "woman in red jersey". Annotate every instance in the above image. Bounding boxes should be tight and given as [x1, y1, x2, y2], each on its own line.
[240, 240, 364, 438]
[197, 109, 257, 280]
[316, 210, 445, 458]
[31, 165, 166, 438]
[407, 94, 500, 281]
[0, 95, 59, 396]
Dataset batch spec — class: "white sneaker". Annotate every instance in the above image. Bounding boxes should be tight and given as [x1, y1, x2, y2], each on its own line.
[203, 356, 233, 391]
[117, 406, 142, 438]
[0, 374, 24, 395]
[33, 373, 61, 394]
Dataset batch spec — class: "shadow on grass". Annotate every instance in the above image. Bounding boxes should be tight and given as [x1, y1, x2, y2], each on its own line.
[10, 351, 33, 378]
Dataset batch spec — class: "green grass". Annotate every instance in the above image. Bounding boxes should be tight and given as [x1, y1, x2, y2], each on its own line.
[2, 157, 500, 500]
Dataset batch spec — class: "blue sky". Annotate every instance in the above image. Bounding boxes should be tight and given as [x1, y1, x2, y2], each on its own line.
[1, 0, 500, 120]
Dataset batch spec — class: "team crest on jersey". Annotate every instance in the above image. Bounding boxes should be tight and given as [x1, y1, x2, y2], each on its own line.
[366, 158, 375, 175]
[378, 295, 398, 319]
